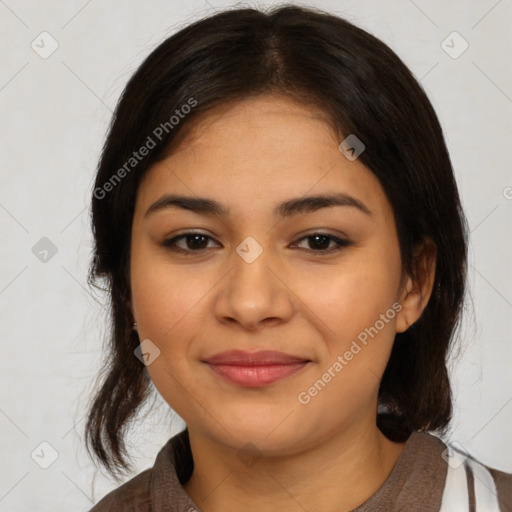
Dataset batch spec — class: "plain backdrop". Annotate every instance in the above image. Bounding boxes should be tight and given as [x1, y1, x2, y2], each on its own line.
[1, 0, 511, 510]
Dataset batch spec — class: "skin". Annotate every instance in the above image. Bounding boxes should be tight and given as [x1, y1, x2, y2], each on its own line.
[129, 94, 436, 512]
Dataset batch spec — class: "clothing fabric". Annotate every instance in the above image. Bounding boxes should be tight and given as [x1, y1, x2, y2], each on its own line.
[89, 429, 512, 511]
[440, 445, 504, 511]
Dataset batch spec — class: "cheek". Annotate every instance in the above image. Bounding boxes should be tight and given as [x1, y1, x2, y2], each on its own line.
[307, 252, 402, 342]
[130, 242, 212, 340]
[304, 246, 402, 406]
[297, 276, 400, 427]
[130, 250, 210, 415]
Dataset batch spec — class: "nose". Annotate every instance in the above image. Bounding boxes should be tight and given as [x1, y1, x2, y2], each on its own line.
[213, 238, 295, 332]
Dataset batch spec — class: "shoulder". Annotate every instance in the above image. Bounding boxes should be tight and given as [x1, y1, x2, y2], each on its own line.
[438, 435, 512, 512]
[395, 432, 512, 511]
[87, 429, 193, 512]
[88, 468, 153, 512]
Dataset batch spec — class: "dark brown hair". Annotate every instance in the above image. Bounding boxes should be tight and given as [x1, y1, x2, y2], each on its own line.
[85, 4, 468, 478]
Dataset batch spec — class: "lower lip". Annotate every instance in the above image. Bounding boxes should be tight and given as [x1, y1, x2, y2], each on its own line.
[205, 362, 309, 387]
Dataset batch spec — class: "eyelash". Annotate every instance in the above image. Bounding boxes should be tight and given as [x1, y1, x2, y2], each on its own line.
[161, 232, 353, 256]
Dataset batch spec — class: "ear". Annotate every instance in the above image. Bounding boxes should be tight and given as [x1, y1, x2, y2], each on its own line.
[395, 238, 436, 333]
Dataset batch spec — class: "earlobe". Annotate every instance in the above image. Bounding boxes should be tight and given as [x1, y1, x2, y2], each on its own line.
[395, 278, 422, 333]
[395, 239, 436, 333]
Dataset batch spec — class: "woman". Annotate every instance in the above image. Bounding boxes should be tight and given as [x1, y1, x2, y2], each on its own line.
[85, 4, 511, 511]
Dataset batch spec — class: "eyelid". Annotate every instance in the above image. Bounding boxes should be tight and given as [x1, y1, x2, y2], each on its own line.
[161, 230, 353, 255]
[161, 230, 220, 249]
[293, 227, 351, 241]
[292, 232, 353, 253]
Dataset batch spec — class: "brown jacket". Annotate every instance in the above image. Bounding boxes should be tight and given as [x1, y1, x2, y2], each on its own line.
[89, 429, 512, 511]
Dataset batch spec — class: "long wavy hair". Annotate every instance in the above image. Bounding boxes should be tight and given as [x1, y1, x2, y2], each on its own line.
[84, 4, 468, 479]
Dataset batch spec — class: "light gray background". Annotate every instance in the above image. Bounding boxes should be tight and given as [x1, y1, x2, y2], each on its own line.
[1, 0, 511, 510]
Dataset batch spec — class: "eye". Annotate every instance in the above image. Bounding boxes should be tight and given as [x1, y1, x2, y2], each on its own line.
[162, 232, 220, 254]
[293, 233, 353, 254]
[162, 231, 352, 255]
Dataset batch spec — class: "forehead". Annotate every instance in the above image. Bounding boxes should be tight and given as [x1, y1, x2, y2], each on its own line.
[168, 94, 339, 161]
[136, 95, 392, 224]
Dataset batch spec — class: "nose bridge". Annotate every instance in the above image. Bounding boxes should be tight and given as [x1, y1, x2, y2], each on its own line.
[213, 235, 294, 330]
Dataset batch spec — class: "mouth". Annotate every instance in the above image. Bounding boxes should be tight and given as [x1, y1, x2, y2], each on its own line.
[202, 350, 312, 388]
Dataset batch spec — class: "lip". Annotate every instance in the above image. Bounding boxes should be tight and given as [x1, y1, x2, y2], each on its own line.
[203, 350, 312, 388]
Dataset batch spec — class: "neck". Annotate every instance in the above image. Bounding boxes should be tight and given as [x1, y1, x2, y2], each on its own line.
[183, 419, 405, 512]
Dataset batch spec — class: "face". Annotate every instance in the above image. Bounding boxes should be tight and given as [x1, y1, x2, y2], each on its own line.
[130, 94, 412, 455]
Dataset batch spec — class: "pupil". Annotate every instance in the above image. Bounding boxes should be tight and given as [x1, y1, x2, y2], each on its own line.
[188, 235, 207, 250]
[311, 235, 329, 250]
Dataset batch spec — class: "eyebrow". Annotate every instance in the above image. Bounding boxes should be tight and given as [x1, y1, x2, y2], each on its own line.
[144, 192, 372, 219]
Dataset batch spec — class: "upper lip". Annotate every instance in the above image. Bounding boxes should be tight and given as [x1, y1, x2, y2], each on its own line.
[203, 350, 310, 366]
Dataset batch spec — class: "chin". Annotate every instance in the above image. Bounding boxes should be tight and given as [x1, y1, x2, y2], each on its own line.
[206, 408, 313, 454]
